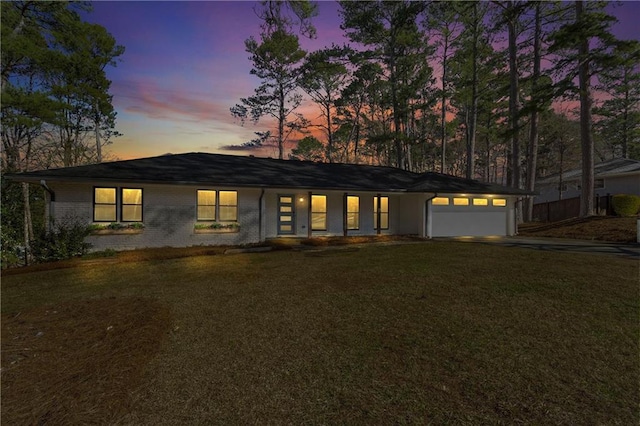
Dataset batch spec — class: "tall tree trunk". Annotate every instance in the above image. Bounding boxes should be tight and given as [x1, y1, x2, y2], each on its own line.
[466, 3, 479, 180]
[22, 182, 33, 265]
[507, 3, 520, 190]
[440, 30, 449, 174]
[95, 102, 102, 163]
[577, 0, 594, 217]
[524, 2, 541, 222]
[278, 85, 285, 160]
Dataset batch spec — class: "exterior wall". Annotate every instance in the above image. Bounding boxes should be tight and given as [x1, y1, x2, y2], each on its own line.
[263, 189, 401, 238]
[48, 182, 519, 251]
[535, 173, 640, 204]
[50, 182, 262, 251]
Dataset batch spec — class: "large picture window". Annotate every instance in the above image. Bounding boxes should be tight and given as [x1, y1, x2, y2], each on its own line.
[94, 187, 117, 222]
[196, 190, 237, 222]
[311, 195, 327, 231]
[374, 196, 389, 230]
[346, 196, 359, 230]
[121, 188, 143, 222]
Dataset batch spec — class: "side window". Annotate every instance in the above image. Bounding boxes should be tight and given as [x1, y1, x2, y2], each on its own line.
[94, 187, 117, 222]
[346, 195, 359, 230]
[121, 188, 143, 222]
[311, 195, 327, 231]
[373, 196, 389, 230]
[197, 190, 217, 221]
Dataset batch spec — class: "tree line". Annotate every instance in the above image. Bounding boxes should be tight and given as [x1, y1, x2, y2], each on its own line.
[232, 0, 640, 219]
[1, 1, 123, 265]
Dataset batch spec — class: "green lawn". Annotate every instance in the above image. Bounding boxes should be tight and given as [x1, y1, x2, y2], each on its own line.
[2, 242, 638, 424]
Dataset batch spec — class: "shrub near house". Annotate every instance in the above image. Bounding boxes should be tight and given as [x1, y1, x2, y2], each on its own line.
[612, 194, 640, 217]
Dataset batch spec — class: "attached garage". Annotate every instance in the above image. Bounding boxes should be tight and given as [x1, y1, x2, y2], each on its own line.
[427, 196, 514, 237]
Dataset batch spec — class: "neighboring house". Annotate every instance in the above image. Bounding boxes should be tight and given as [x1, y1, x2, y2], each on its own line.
[535, 158, 640, 204]
[7, 153, 531, 251]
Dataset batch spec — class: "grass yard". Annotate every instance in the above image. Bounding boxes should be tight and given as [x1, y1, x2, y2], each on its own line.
[2, 242, 638, 425]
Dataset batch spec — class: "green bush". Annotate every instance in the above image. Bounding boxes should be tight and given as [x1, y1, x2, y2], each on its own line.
[611, 194, 640, 217]
[30, 219, 92, 263]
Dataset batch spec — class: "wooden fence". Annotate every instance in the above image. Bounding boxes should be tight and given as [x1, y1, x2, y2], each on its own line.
[533, 194, 614, 222]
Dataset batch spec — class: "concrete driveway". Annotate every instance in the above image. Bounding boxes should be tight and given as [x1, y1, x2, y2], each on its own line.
[438, 236, 640, 260]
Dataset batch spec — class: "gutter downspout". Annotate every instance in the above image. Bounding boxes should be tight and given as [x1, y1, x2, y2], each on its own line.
[258, 188, 265, 242]
[39, 180, 55, 232]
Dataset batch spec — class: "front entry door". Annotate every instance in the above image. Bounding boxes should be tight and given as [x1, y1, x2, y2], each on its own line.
[277, 195, 296, 235]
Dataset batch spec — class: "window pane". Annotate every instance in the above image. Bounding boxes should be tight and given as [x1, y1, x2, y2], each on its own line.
[219, 206, 237, 221]
[281, 215, 292, 222]
[280, 206, 292, 213]
[219, 191, 237, 206]
[347, 212, 359, 230]
[473, 198, 488, 206]
[380, 196, 388, 212]
[493, 198, 507, 207]
[311, 195, 326, 213]
[280, 225, 292, 232]
[453, 198, 469, 206]
[95, 188, 116, 204]
[380, 213, 389, 229]
[94, 205, 116, 221]
[122, 205, 142, 221]
[347, 196, 359, 212]
[280, 196, 292, 204]
[432, 197, 449, 206]
[197, 206, 216, 221]
[198, 190, 216, 206]
[122, 188, 142, 205]
[311, 213, 326, 230]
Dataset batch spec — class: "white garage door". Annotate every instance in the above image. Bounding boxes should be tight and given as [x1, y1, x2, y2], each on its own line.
[430, 197, 509, 237]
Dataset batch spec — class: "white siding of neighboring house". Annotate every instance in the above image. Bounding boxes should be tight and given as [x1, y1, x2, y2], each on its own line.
[534, 173, 640, 204]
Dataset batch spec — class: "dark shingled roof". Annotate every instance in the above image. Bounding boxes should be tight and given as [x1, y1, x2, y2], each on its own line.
[6, 152, 532, 195]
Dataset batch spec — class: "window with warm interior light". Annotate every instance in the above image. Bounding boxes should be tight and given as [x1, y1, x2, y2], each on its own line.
[121, 188, 143, 222]
[373, 196, 389, 230]
[492, 198, 507, 207]
[219, 191, 238, 221]
[473, 198, 488, 206]
[94, 187, 117, 222]
[346, 196, 359, 230]
[432, 197, 449, 205]
[197, 190, 238, 221]
[453, 197, 469, 206]
[197, 190, 216, 220]
[311, 195, 327, 231]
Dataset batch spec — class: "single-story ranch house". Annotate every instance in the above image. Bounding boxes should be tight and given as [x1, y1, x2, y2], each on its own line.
[8, 153, 532, 251]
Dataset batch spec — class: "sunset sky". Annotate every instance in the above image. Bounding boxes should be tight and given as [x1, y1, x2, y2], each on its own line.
[84, 1, 640, 161]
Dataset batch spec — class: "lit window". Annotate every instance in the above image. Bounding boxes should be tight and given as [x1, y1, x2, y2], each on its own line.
[197, 190, 216, 220]
[121, 188, 143, 222]
[453, 197, 469, 206]
[432, 197, 449, 206]
[473, 198, 488, 206]
[492, 198, 507, 207]
[219, 191, 238, 221]
[347, 196, 359, 230]
[374, 196, 389, 230]
[311, 195, 327, 231]
[94, 187, 116, 222]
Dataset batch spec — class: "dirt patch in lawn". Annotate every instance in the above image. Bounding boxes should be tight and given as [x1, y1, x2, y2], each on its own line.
[1, 297, 171, 426]
[519, 216, 638, 243]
